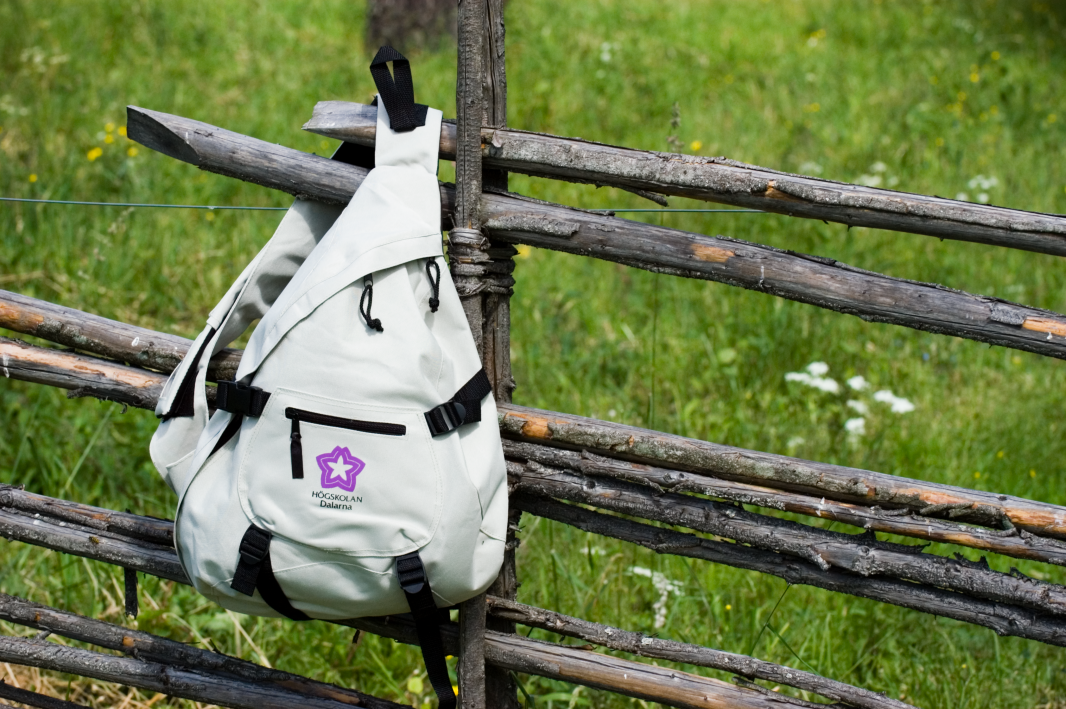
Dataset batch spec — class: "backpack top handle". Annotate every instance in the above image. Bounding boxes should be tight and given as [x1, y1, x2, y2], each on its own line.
[370, 46, 429, 132]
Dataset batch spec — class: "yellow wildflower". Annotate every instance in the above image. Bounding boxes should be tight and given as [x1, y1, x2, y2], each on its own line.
[118, 126, 127, 136]
[690, 140, 703, 151]
[1031, 469, 1037, 478]
[104, 134, 114, 144]
[86, 147, 103, 161]
[205, 212, 215, 222]
[974, 471, 981, 479]
[970, 72, 979, 83]
[804, 102, 820, 113]
[28, 174, 37, 183]
[725, 604, 732, 611]
[105, 122, 115, 132]
[991, 51, 1001, 60]
[516, 244, 532, 259]
[127, 147, 138, 157]
[935, 137, 945, 147]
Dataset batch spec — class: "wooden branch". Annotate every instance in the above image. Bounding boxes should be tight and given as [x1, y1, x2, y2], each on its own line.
[0, 484, 172, 547]
[486, 597, 911, 709]
[0, 681, 88, 709]
[0, 493, 796, 709]
[0, 594, 402, 709]
[0, 635, 405, 709]
[513, 494, 1066, 648]
[503, 441, 1066, 567]
[481, 631, 806, 709]
[126, 107, 1066, 361]
[0, 289, 241, 380]
[0, 336, 166, 410]
[5, 307, 1066, 544]
[304, 101, 1066, 257]
[497, 405, 1066, 537]
[507, 459, 1066, 618]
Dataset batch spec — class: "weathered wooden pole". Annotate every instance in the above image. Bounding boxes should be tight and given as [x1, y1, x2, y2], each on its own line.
[454, 2, 490, 707]
[124, 108, 1066, 361]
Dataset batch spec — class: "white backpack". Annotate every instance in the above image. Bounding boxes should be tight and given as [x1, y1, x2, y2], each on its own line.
[149, 49, 507, 708]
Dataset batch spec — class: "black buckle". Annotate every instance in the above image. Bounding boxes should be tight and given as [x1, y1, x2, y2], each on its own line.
[396, 551, 427, 594]
[424, 401, 467, 436]
[238, 527, 272, 567]
[217, 381, 270, 417]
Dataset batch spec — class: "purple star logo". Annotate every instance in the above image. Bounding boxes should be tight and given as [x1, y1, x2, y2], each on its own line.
[316, 446, 365, 492]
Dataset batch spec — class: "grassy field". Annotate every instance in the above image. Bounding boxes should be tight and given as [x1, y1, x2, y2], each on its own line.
[2, 0, 1066, 706]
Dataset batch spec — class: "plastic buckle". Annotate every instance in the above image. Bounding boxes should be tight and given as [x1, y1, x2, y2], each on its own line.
[217, 381, 268, 416]
[396, 551, 427, 594]
[424, 401, 467, 436]
[238, 528, 272, 567]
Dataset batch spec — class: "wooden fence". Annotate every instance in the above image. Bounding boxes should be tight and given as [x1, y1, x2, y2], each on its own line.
[3, 1, 1066, 707]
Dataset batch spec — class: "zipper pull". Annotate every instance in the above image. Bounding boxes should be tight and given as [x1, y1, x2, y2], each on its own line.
[359, 274, 383, 332]
[425, 258, 441, 313]
[289, 413, 304, 479]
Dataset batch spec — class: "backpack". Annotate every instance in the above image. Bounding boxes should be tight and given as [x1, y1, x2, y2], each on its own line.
[149, 48, 507, 709]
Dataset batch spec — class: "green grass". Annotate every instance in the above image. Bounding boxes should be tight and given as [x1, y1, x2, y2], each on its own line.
[2, 0, 1066, 706]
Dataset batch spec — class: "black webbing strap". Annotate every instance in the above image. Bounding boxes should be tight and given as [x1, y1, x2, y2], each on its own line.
[396, 552, 456, 709]
[163, 328, 216, 420]
[424, 369, 493, 436]
[231, 525, 311, 622]
[369, 46, 429, 133]
[216, 381, 271, 417]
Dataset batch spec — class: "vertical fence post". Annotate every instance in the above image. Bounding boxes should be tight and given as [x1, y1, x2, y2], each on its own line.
[454, 1, 490, 708]
[477, 4, 522, 709]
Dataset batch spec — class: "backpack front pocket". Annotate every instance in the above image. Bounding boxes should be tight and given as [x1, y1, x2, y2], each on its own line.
[238, 388, 444, 556]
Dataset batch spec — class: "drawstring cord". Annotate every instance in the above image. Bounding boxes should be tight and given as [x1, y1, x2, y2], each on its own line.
[425, 259, 441, 313]
[359, 274, 383, 332]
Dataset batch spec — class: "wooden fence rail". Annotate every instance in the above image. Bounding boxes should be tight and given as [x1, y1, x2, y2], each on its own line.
[303, 100, 1066, 257]
[4, 291, 1066, 541]
[6, 327, 1066, 649]
[126, 107, 1066, 361]
[0, 486, 900, 709]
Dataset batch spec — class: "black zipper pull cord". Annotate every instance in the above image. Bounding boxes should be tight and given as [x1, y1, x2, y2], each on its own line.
[289, 413, 304, 479]
[359, 274, 384, 332]
[425, 259, 441, 313]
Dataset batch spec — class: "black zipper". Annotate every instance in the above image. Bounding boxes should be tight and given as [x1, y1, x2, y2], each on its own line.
[284, 407, 406, 480]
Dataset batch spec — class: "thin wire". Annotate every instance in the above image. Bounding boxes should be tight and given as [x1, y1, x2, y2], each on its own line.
[0, 197, 287, 210]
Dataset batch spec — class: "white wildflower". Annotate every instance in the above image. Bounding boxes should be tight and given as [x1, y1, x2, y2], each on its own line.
[785, 366, 839, 394]
[629, 566, 683, 629]
[870, 161, 888, 173]
[977, 192, 990, 204]
[955, 192, 970, 201]
[847, 399, 869, 415]
[844, 417, 867, 436]
[600, 41, 613, 63]
[806, 362, 829, 376]
[799, 161, 823, 175]
[846, 375, 869, 391]
[873, 389, 916, 414]
[786, 436, 806, 448]
[856, 174, 883, 187]
[967, 174, 999, 191]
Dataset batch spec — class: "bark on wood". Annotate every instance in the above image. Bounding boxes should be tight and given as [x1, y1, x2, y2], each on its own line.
[485, 597, 913, 709]
[497, 404, 1066, 537]
[0, 635, 404, 709]
[481, 631, 806, 709]
[0, 593, 401, 709]
[454, 5, 492, 707]
[0, 484, 172, 547]
[126, 106, 1066, 361]
[0, 681, 88, 709]
[0, 336, 165, 410]
[504, 441, 1066, 567]
[0, 505, 188, 584]
[513, 494, 1066, 647]
[458, 593, 487, 709]
[0, 289, 241, 380]
[0, 495, 797, 709]
[6, 323, 1066, 546]
[366, 0, 456, 52]
[507, 459, 1066, 618]
[304, 101, 1066, 257]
